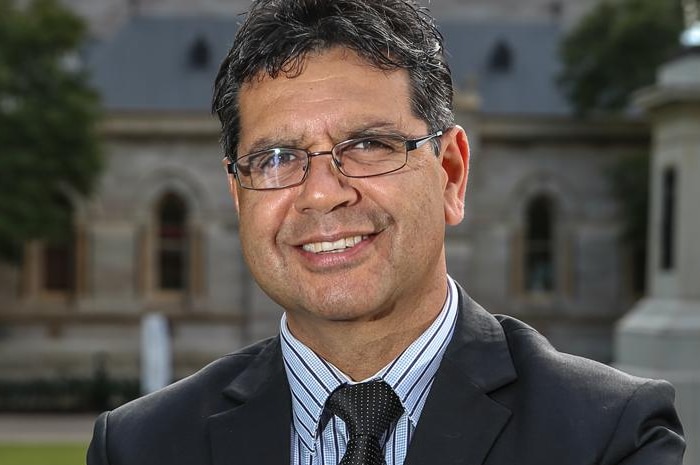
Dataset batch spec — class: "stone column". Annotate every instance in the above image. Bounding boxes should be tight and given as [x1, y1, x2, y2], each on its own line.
[615, 50, 700, 465]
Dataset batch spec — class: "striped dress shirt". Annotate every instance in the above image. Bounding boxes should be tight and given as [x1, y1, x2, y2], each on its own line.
[280, 276, 459, 465]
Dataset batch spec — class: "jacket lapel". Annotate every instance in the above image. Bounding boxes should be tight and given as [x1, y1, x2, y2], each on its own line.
[404, 286, 517, 465]
[208, 337, 292, 465]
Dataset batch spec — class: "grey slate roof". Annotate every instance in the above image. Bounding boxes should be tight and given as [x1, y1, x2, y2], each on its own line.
[86, 16, 237, 112]
[85, 15, 571, 115]
[440, 21, 570, 115]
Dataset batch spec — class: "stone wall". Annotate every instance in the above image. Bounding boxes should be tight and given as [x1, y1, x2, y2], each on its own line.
[451, 111, 650, 362]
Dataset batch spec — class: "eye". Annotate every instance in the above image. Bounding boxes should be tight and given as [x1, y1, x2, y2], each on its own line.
[349, 137, 398, 153]
[248, 149, 301, 172]
[343, 136, 404, 158]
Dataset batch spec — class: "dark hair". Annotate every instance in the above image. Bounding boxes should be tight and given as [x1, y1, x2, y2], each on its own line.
[212, 0, 454, 159]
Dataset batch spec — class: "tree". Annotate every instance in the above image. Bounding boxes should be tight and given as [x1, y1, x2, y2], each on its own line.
[558, 0, 683, 115]
[0, 0, 101, 262]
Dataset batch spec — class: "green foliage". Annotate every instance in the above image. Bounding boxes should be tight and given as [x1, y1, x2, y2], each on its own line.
[0, 0, 102, 262]
[558, 0, 684, 114]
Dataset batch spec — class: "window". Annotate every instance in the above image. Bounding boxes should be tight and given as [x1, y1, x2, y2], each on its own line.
[660, 167, 676, 271]
[524, 195, 555, 292]
[42, 194, 77, 294]
[20, 196, 81, 300]
[547, 1, 563, 20]
[156, 193, 188, 291]
[43, 238, 76, 292]
[188, 35, 210, 70]
[488, 39, 514, 73]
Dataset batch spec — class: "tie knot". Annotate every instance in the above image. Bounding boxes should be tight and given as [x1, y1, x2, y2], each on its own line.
[326, 380, 404, 439]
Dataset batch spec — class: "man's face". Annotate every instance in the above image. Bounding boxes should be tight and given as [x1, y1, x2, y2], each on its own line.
[229, 47, 468, 337]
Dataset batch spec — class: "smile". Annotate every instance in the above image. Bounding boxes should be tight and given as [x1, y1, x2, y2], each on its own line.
[301, 235, 368, 254]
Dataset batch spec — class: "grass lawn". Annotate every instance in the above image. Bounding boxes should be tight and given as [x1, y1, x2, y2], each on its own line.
[0, 443, 87, 465]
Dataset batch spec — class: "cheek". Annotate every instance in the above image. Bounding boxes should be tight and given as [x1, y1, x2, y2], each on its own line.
[406, 173, 447, 239]
[237, 190, 301, 271]
[237, 198, 280, 256]
[237, 203, 286, 289]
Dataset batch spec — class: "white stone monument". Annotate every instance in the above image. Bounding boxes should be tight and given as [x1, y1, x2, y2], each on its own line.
[681, 0, 700, 48]
[140, 313, 173, 395]
[616, 5, 700, 463]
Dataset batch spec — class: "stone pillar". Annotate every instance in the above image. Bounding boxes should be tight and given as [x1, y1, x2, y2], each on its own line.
[615, 51, 700, 465]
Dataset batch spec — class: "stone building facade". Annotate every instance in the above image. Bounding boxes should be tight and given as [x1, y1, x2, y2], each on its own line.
[0, 10, 649, 381]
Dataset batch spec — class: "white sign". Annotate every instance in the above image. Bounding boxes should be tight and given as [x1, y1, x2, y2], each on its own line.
[140, 313, 173, 395]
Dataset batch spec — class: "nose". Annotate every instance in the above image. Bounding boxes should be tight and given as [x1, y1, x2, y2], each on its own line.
[293, 150, 359, 214]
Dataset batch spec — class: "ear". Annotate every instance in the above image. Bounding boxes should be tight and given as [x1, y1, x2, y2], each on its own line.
[223, 157, 240, 214]
[441, 125, 469, 225]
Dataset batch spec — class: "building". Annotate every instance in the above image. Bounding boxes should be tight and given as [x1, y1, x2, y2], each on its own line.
[0, 10, 649, 382]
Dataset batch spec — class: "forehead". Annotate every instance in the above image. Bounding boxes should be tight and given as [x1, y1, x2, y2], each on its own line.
[237, 48, 419, 150]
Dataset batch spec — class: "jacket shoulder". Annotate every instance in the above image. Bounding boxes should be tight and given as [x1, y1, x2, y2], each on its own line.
[488, 315, 684, 464]
[494, 314, 651, 396]
[117, 336, 276, 416]
[87, 337, 280, 465]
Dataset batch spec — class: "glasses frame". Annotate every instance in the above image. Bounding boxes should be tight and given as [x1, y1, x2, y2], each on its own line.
[225, 130, 444, 191]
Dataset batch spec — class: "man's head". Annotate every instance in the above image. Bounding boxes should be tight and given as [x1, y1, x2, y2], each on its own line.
[213, 0, 469, 352]
[212, 0, 454, 160]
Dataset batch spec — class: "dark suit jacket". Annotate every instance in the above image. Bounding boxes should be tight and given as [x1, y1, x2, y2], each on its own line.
[87, 287, 685, 464]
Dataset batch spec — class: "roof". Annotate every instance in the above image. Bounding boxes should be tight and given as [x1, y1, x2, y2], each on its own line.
[85, 15, 571, 116]
[440, 21, 570, 115]
[85, 16, 236, 112]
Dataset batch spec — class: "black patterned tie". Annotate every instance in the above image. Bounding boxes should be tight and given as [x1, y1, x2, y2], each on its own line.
[326, 380, 404, 465]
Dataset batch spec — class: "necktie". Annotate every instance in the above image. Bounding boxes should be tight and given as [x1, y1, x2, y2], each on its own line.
[325, 380, 404, 465]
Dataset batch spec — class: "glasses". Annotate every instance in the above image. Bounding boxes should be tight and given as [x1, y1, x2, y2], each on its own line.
[226, 131, 444, 190]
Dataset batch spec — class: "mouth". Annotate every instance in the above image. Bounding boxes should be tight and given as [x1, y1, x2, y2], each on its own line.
[301, 235, 369, 254]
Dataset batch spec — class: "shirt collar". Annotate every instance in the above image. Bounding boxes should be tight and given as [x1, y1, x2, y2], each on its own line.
[280, 275, 459, 453]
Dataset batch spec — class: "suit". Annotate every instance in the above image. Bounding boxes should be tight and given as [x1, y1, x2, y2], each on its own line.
[87, 286, 685, 464]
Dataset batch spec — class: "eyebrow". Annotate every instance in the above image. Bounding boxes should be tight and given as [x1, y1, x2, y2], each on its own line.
[242, 120, 408, 155]
[245, 135, 306, 155]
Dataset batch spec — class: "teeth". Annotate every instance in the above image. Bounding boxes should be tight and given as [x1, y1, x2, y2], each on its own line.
[302, 235, 366, 253]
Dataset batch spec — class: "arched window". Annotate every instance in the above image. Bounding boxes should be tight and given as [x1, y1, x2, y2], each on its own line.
[524, 194, 555, 292]
[43, 239, 76, 292]
[42, 196, 77, 294]
[156, 193, 188, 291]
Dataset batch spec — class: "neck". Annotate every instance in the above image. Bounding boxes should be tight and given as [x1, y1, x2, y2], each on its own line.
[286, 277, 449, 381]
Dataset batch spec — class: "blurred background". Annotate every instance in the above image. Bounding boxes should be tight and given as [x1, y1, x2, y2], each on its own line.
[1, 0, 697, 461]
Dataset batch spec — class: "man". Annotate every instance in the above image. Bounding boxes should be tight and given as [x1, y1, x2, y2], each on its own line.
[87, 0, 685, 464]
